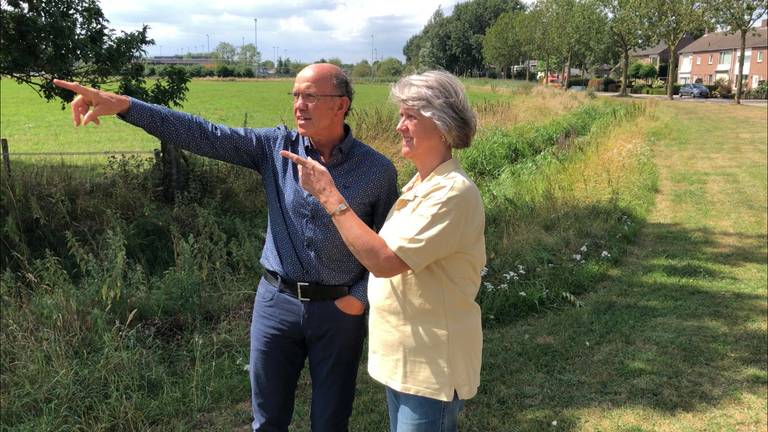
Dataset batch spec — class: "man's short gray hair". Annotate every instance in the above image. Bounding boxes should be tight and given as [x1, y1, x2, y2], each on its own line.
[390, 70, 476, 149]
[331, 69, 354, 118]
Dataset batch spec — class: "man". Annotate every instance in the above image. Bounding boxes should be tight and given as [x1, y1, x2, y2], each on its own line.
[53, 63, 399, 432]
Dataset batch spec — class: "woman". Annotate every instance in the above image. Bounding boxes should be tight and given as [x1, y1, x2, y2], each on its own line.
[281, 70, 485, 431]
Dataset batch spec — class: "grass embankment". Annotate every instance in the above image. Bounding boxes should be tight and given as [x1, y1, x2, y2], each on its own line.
[466, 102, 768, 431]
[2, 81, 659, 430]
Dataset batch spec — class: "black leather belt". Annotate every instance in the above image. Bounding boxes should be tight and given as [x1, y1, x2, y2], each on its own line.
[263, 270, 349, 301]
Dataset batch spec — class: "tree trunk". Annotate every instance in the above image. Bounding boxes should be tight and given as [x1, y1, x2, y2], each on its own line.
[525, 58, 530, 81]
[621, 48, 630, 96]
[564, 50, 572, 90]
[667, 42, 677, 101]
[736, 29, 746, 104]
[160, 141, 185, 203]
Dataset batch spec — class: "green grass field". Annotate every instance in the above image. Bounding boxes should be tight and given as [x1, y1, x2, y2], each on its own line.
[0, 78, 508, 155]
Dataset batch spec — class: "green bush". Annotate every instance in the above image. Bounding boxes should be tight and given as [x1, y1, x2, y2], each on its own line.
[566, 77, 589, 88]
[743, 81, 767, 99]
[215, 64, 235, 78]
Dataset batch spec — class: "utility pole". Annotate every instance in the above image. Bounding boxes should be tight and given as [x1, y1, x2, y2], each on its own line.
[371, 34, 375, 78]
[206, 34, 210, 53]
[254, 18, 259, 74]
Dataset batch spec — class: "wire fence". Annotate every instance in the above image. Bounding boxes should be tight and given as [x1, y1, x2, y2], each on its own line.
[7, 151, 155, 156]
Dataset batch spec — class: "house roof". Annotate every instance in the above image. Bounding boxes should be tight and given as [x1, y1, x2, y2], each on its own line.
[631, 42, 668, 56]
[679, 27, 768, 53]
[630, 34, 696, 57]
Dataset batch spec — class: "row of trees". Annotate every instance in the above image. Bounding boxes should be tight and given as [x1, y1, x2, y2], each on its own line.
[406, 0, 766, 104]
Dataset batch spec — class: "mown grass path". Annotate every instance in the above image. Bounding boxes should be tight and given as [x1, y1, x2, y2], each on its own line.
[465, 102, 767, 431]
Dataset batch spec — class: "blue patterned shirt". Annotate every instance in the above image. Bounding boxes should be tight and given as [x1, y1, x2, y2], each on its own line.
[121, 98, 399, 305]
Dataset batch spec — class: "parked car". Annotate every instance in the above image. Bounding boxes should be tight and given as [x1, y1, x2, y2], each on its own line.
[679, 83, 710, 98]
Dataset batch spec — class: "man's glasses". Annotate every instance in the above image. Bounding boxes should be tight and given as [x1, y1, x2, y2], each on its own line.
[290, 92, 345, 104]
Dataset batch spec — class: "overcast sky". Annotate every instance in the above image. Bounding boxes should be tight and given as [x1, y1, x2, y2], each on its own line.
[100, 0, 462, 64]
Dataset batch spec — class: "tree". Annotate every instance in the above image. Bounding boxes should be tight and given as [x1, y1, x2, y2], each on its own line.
[539, 0, 605, 89]
[482, 12, 525, 78]
[1, 0, 190, 201]
[403, 34, 423, 66]
[599, 0, 651, 96]
[327, 57, 343, 68]
[213, 42, 236, 63]
[374, 58, 404, 77]
[239, 43, 259, 65]
[705, 0, 767, 104]
[289, 61, 309, 76]
[527, 2, 558, 85]
[445, 0, 524, 75]
[640, 63, 657, 80]
[1, 0, 144, 102]
[646, 0, 707, 99]
[628, 61, 645, 78]
[410, 6, 450, 70]
[351, 60, 372, 78]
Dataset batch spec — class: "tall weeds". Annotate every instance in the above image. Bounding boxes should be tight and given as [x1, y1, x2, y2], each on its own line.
[0, 93, 658, 428]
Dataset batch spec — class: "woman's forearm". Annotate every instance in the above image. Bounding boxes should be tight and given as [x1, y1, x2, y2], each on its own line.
[322, 194, 409, 278]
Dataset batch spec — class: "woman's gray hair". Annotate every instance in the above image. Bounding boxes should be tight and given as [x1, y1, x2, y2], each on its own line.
[390, 70, 477, 149]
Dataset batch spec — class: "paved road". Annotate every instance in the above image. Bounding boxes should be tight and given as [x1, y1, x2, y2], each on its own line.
[593, 91, 767, 106]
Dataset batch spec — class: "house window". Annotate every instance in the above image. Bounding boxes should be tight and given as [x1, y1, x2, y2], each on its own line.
[696, 56, 701, 65]
[758, 51, 764, 63]
[719, 50, 732, 65]
[737, 48, 752, 65]
[708, 54, 713, 64]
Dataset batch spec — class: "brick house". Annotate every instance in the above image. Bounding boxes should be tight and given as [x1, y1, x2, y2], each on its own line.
[677, 20, 768, 90]
[630, 34, 696, 69]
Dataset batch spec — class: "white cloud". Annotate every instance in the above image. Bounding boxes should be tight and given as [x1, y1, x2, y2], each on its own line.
[99, 0, 459, 63]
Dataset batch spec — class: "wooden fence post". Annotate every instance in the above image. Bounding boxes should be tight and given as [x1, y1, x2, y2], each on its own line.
[1, 138, 10, 182]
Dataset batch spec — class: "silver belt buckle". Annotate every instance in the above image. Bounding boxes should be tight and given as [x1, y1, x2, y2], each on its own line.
[296, 282, 310, 301]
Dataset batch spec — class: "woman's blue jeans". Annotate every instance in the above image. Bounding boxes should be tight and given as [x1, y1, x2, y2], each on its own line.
[385, 387, 465, 432]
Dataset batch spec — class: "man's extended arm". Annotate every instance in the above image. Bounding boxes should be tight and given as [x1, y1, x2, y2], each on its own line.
[53, 79, 269, 172]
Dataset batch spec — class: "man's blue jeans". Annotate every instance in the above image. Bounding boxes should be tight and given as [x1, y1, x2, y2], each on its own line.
[249, 277, 366, 432]
[386, 387, 465, 432]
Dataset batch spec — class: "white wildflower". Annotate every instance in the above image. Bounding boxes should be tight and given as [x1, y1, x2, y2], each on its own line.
[580, 245, 587, 252]
[480, 267, 488, 277]
[519, 291, 526, 296]
[572, 254, 582, 261]
[552, 420, 558, 426]
[601, 250, 611, 258]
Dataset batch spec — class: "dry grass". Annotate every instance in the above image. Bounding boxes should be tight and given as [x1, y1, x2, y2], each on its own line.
[476, 87, 589, 131]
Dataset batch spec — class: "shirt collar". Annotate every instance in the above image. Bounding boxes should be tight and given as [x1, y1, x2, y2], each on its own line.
[402, 158, 460, 193]
[303, 124, 356, 160]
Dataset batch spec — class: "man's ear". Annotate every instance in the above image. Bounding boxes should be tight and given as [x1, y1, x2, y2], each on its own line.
[337, 96, 351, 118]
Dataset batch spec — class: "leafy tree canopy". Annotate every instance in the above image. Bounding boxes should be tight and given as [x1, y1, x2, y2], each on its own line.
[0, 0, 188, 108]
